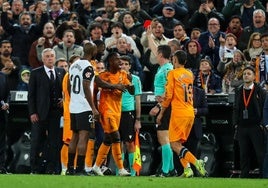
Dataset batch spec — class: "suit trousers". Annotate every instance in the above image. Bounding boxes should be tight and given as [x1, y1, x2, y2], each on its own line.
[30, 109, 62, 173]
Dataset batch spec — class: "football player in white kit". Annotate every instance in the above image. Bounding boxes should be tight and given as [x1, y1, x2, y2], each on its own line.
[66, 43, 99, 175]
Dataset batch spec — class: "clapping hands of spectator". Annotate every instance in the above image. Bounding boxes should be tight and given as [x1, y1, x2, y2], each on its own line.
[208, 36, 215, 49]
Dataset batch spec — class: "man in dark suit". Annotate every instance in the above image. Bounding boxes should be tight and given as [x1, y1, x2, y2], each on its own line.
[0, 72, 10, 174]
[28, 48, 66, 174]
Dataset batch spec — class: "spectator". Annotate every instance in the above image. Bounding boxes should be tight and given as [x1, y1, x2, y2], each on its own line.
[243, 32, 262, 62]
[1, 4, 48, 67]
[190, 28, 201, 40]
[189, 0, 225, 32]
[233, 66, 266, 178]
[29, 22, 61, 69]
[75, 0, 98, 29]
[255, 33, 268, 84]
[222, 0, 265, 28]
[173, 23, 190, 50]
[198, 17, 225, 70]
[93, 39, 106, 61]
[119, 55, 142, 176]
[55, 12, 87, 45]
[0, 71, 9, 174]
[217, 49, 246, 93]
[99, 18, 112, 38]
[108, 37, 143, 80]
[48, 0, 70, 27]
[87, 22, 105, 42]
[225, 15, 243, 42]
[0, 40, 21, 90]
[28, 48, 66, 174]
[238, 9, 268, 51]
[96, 0, 125, 20]
[194, 58, 222, 94]
[185, 39, 202, 72]
[157, 3, 181, 39]
[105, 22, 141, 59]
[62, 0, 75, 13]
[53, 29, 84, 62]
[151, 0, 188, 20]
[139, 0, 158, 16]
[16, 68, 31, 91]
[120, 11, 145, 55]
[10, 0, 25, 24]
[168, 38, 181, 54]
[30, 1, 48, 25]
[126, 0, 152, 24]
[219, 33, 237, 62]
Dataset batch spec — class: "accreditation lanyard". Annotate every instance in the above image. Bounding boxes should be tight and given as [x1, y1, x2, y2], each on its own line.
[200, 72, 210, 93]
[242, 85, 254, 119]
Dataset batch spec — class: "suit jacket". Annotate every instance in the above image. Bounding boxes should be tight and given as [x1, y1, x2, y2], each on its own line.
[28, 66, 65, 121]
[192, 87, 208, 139]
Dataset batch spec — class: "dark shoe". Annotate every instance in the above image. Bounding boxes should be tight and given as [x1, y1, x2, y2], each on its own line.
[75, 169, 90, 176]
[169, 169, 177, 177]
[66, 168, 75, 175]
[156, 170, 169, 177]
[0, 167, 8, 174]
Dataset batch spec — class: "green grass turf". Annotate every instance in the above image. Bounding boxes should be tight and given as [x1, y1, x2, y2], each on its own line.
[0, 175, 268, 188]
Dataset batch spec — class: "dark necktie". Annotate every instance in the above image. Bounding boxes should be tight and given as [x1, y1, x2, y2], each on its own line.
[49, 70, 55, 81]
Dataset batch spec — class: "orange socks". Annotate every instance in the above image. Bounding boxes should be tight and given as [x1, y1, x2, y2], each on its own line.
[85, 140, 95, 168]
[95, 143, 111, 167]
[112, 142, 124, 169]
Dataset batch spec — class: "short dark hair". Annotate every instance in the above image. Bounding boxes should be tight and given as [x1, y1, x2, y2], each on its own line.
[120, 55, 132, 65]
[260, 33, 268, 40]
[157, 45, 171, 59]
[0, 40, 11, 47]
[243, 66, 255, 74]
[173, 50, 187, 65]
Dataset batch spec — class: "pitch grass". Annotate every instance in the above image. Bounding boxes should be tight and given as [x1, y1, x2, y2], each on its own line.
[1, 175, 268, 188]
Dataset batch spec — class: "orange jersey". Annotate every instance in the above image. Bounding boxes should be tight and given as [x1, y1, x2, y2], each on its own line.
[98, 70, 131, 117]
[162, 67, 194, 118]
[62, 73, 72, 143]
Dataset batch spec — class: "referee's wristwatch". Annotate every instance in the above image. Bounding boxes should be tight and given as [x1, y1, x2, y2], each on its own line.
[136, 117, 141, 121]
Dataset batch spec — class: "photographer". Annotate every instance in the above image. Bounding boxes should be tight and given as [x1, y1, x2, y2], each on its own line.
[222, 0, 265, 28]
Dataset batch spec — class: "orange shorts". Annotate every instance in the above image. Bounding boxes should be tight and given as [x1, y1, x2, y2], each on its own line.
[169, 117, 194, 143]
[100, 114, 121, 133]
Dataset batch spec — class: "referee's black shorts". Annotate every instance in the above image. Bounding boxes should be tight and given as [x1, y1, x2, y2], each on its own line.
[157, 105, 171, 131]
[119, 111, 135, 142]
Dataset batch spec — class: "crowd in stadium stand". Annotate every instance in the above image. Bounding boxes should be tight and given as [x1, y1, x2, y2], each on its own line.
[0, 0, 268, 178]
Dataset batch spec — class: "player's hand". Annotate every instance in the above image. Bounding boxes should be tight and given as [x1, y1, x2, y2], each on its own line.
[93, 109, 100, 121]
[113, 84, 127, 92]
[149, 106, 160, 116]
[156, 113, 163, 125]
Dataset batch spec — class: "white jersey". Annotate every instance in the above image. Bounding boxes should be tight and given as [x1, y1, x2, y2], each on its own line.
[69, 59, 95, 113]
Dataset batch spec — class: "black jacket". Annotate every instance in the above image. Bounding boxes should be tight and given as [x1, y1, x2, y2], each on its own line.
[233, 83, 266, 127]
[28, 66, 65, 120]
